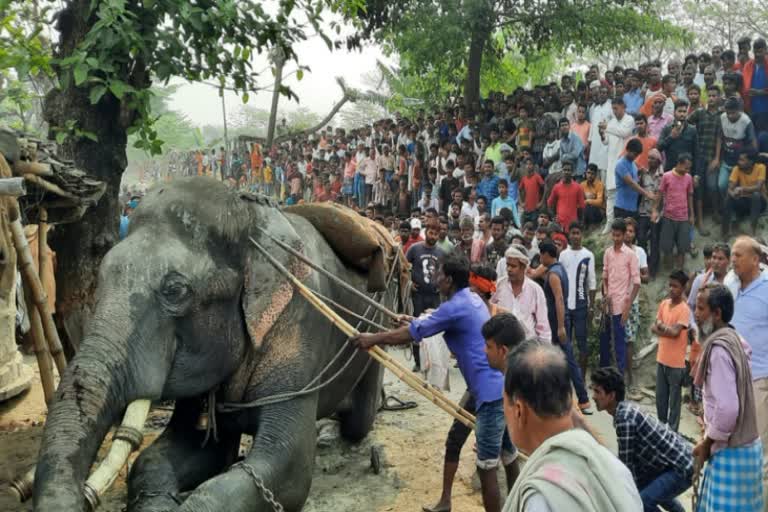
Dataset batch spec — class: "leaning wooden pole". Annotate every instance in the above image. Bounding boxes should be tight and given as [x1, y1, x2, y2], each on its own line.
[249, 237, 477, 428]
[9, 210, 66, 375]
[37, 207, 66, 374]
[25, 291, 55, 404]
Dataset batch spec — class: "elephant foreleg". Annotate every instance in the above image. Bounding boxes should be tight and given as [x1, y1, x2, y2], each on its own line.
[128, 399, 240, 512]
[177, 395, 318, 512]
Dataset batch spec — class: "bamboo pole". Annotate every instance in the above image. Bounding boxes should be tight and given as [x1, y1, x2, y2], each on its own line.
[26, 293, 55, 405]
[252, 230, 401, 321]
[37, 208, 66, 374]
[9, 214, 66, 375]
[249, 237, 477, 428]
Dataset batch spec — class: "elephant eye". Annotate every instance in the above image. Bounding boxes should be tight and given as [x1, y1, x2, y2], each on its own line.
[159, 272, 192, 306]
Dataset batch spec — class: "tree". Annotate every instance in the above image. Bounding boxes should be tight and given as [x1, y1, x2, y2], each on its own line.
[349, 0, 688, 111]
[20, 0, 362, 347]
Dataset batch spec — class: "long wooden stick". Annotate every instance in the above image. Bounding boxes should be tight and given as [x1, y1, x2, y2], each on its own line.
[249, 237, 476, 428]
[26, 293, 55, 404]
[37, 208, 66, 373]
[10, 216, 66, 375]
[251, 229, 401, 321]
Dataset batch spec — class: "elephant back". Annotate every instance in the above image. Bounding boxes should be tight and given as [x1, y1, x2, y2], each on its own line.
[284, 202, 402, 292]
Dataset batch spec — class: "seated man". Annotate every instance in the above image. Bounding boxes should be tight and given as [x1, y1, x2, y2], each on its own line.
[591, 367, 693, 512]
[723, 150, 767, 237]
[581, 164, 605, 226]
[502, 341, 642, 511]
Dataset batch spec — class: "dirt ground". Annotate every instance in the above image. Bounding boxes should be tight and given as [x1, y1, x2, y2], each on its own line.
[0, 346, 701, 512]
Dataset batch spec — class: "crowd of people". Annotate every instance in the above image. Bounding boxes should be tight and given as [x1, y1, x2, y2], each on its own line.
[121, 38, 768, 512]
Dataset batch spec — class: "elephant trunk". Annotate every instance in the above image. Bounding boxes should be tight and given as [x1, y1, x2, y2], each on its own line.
[33, 333, 135, 511]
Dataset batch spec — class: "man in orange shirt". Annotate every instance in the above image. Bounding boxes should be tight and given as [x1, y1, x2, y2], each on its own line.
[581, 164, 605, 226]
[628, 114, 658, 172]
[651, 270, 690, 432]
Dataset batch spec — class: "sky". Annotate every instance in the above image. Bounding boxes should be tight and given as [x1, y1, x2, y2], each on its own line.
[169, 34, 390, 128]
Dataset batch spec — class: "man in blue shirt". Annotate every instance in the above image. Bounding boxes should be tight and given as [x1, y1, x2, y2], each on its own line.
[477, 160, 500, 204]
[491, 179, 520, 228]
[623, 72, 645, 115]
[615, 138, 654, 222]
[353, 251, 512, 512]
[730, 236, 768, 503]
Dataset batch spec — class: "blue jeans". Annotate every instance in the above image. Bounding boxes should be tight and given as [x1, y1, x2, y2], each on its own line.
[599, 313, 627, 374]
[639, 469, 690, 512]
[475, 399, 515, 469]
[553, 334, 589, 404]
[354, 172, 365, 207]
[706, 162, 732, 198]
[566, 308, 588, 355]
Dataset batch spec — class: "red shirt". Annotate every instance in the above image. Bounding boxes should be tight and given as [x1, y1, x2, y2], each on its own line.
[403, 234, 424, 255]
[519, 173, 545, 212]
[547, 181, 585, 229]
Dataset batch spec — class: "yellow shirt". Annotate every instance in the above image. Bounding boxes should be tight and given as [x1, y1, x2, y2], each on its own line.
[263, 166, 273, 184]
[730, 163, 766, 196]
[581, 179, 605, 209]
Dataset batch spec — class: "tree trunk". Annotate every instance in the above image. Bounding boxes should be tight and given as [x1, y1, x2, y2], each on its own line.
[43, 0, 134, 354]
[463, 9, 493, 114]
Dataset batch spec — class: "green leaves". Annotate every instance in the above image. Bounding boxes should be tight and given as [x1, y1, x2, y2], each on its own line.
[89, 85, 107, 104]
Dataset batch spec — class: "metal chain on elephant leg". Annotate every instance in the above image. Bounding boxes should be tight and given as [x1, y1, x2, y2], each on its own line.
[231, 462, 285, 512]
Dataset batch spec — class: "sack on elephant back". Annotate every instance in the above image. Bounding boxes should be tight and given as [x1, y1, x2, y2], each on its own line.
[284, 202, 405, 292]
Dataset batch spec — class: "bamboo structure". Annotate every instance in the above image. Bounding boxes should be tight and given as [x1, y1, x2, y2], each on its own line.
[36, 207, 66, 374]
[9, 214, 66, 377]
[249, 237, 477, 429]
[26, 296, 55, 404]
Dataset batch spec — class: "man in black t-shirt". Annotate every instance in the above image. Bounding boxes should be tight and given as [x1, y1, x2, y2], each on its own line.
[406, 223, 444, 371]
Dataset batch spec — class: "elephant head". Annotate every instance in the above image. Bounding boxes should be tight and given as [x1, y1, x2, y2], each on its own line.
[33, 177, 306, 510]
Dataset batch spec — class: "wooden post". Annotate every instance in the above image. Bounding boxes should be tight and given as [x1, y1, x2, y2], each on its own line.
[26, 293, 55, 404]
[37, 208, 66, 373]
[9, 215, 67, 375]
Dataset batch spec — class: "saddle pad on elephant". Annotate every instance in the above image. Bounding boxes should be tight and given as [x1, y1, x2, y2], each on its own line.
[284, 202, 405, 292]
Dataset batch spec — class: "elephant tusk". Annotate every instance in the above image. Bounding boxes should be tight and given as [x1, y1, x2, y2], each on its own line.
[83, 399, 151, 510]
[9, 399, 151, 509]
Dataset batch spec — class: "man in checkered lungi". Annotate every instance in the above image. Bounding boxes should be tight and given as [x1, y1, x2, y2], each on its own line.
[693, 283, 764, 512]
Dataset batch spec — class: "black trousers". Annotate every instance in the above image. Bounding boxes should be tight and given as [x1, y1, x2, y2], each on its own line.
[724, 193, 767, 231]
[411, 292, 441, 367]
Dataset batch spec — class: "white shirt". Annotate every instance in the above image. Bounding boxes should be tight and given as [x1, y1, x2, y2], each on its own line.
[558, 247, 597, 310]
[633, 245, 648, 270]
[461, 201, 480, 220]
[588, 100, 613, 170]
[603, 114, 635, 190]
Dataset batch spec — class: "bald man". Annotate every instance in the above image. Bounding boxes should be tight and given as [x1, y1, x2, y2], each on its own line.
[730, 236, 768, 506]
[501, 341, 642, 511]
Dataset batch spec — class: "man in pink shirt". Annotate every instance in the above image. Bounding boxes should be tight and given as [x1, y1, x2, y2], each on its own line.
[491, 245, 551, 343]
[653, 152, 694, 270]
[692, 283, 763, 511]
[600, 218, 641, 374]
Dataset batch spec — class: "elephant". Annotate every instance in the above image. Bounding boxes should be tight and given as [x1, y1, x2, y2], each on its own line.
[32, 177, 406, 512]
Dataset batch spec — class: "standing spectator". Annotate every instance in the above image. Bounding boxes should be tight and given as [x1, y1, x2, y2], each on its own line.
[600, 219, 641, 374]
[692, 283, 764, 512]
[590, 367, 693, 511]
[406, 223, 444, 372]
[484, 216, 509, 269]
[491, 245, 550, 343]
[689, 85, 723, 217]
[517, 158, 544, 225]
[600, 98, 636, 230]
[742, 38, 768, 133]
[547, 161, 585, 229]
[559, 222, 596, 380]
[658, 100, 699, 173]
[712, 97, 758, 207]
[477, 160, 500, 205]
[436, 217, 454, 253]
[623, 217, 649, 392]
[624, 72, 644, 114]
[581, 164, 605, 226]
[569, 103, 591, 147]
[647, 94, 674, 140]
[651, 270, 690, 432]
[588, 85, 613, 180]
[637, 149, 663, 276]
[557, 118, 586, 177]
[539, 240, 591, 414]
[503, 343, 643, 512]
[458, 216, 485, 263]
[730, 236, 768, 504]
[491, 179, 519, 227]
[402, 218, 424, 254]
[654, 153, 695, 271]
[723, 150, 766, 237]
[630, 114, 658, 172]
[614, 138, 653, 224]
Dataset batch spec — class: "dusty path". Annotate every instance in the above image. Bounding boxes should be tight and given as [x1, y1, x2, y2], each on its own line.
[1, 349, 698, 511]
